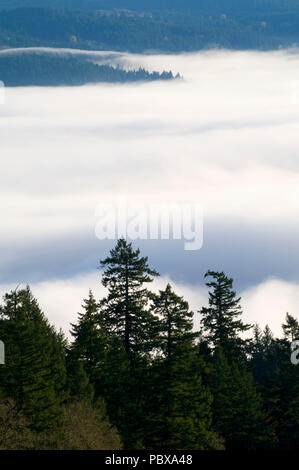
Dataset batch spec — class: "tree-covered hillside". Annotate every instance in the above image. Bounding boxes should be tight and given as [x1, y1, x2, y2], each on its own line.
[1, 0, 299, 15]
[0, 239, 298, 449]
[0, 51, 176, 86]
[0, 6, 299, 53]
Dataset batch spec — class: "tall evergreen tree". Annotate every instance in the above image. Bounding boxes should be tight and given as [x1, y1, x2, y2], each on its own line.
[99, 239, 159, 448]
[260, 336, 299, 449]
[101, 336, 142, 449]
[209, 347, 274, 450]
[282, 313, 299, 342]
[262, 324, 274, 350]
[0, 287, 66, 431]
[250, 324, 268, 383]
[150, 283, 198, 360]
[143, 284, 215, 450]
[70, 290, 107, 396]
[249, 324, 276, 385]
[258, 319, 299, 449]
[200, 270, 252, 361]
[99, 238, 159, 364]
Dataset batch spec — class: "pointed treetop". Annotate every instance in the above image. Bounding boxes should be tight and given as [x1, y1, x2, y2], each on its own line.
[100, 238, 159, 288]
[200, 270, 252, 359]
[282, 313, 299, 342]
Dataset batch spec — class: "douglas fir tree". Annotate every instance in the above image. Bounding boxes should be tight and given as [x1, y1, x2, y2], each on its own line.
[0, 287, 67, 431]
[143, 284, 215, 450]
[200, 270, 252, 361]
[99, 239, 159, 448]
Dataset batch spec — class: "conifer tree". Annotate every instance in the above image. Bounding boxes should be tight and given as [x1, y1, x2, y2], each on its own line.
[65, 349, 94, 402]
[262, 324, 274, 349]
[282, 313, 299, 342]
[250, 324, 266, 383]
[258, 333, 299, 449]
[273, 360, 299, 449]
[250, 324, 275, 384]
[49, 327, 68, 405]
[200, 270, 252, 360]
[98, 240, 160, 448]
[143, 284, 215, 450]
[99, 238, 159, 364]
[150, 283, 198, 359]
[209, 347, 274, 450]
[0, 287, 66, 431]
[70, 290, 107, 396]
[251, 324, 263, 355]
[101, 336, 143, 449]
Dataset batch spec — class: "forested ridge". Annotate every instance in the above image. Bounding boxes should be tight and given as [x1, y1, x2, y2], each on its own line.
[0, 52, 176, 86]
[0, 239, 298, 450]
[1, 6, 299, 52]
[1, 3, 299, 86]
[1, 0, 299, 15]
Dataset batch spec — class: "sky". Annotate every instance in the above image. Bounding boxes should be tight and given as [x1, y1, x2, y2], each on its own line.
[1, 48, 299, 337]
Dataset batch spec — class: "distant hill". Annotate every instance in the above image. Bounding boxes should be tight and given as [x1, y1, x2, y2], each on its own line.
[0, 6, 298, 53]
[1, 0, 299, 14]
[0, 50, 176, 86]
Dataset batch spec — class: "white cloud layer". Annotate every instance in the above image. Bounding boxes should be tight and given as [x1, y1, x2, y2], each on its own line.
[0, 48, 299, 319]
[1, 49, 299, 225]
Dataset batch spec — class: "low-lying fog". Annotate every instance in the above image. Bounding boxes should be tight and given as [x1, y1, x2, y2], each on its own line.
[1, 48, 299, 335]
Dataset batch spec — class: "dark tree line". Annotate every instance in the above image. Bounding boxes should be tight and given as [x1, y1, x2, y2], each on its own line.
[0, 53, 176, 87]
[0, 238, 298, 449]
